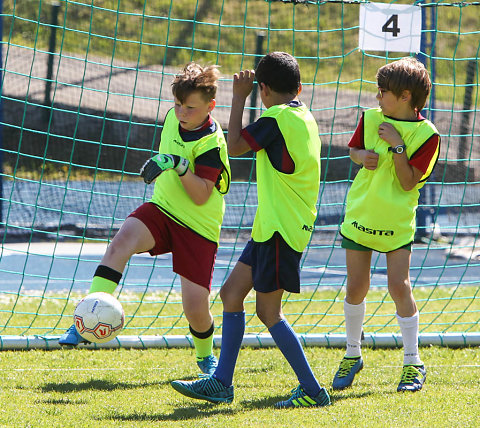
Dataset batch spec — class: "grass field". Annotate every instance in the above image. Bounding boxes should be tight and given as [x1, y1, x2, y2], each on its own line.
[0, 346, 478, 427]
[1, 288, 478, 426]
[1, 287, 479, 337]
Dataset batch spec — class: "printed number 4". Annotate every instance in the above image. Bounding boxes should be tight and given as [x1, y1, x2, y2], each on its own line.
[382, 15, 400, 37]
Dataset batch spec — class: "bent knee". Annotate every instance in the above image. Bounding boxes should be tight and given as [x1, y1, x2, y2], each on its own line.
[184, 307, 211, 325]
[106, 238, 134, 258]
[220, 288, 245, 312]
[388, 278, 411, 290]
[388, 280, 412, 298]
[220, 287, 236, 307]
[255, 306, 282, 328]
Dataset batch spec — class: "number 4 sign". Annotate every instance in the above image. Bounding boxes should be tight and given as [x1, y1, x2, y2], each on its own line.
[359, 3, 422, 53]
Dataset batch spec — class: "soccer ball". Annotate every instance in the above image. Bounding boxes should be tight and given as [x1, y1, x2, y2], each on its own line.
[74, 292, 124, 343]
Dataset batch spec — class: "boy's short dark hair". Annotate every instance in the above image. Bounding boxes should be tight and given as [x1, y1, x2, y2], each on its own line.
[255, 51, 301, 95]
[172, 62, 220, 103]
[376, 57, 432, 112]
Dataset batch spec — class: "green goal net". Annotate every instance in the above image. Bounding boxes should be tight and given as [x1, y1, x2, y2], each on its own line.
[0, 0, 479, 349]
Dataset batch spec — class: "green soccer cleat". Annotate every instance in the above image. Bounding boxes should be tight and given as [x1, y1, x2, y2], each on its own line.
[275, 385, 331, 409]
[397, 365, 426, 392]
[332, 356, 363, 390]
[171, 375, 234, 404]
[197, 354, 218, 376]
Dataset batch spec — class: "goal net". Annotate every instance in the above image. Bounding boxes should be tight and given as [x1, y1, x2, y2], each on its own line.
[0, 0, 478, 349]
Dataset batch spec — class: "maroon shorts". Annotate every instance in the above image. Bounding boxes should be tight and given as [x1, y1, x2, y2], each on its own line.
[128, 202, 217, 290]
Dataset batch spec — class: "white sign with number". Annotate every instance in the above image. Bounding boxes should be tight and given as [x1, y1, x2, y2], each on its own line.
[359, 3, 422, 53]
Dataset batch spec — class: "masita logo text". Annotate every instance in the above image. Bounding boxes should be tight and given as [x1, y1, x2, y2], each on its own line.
[351, 221, 393, 236]
[173, 139, 185, 148]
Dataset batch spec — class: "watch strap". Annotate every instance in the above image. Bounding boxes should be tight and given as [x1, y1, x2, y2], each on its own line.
[388, 144, 406, 154]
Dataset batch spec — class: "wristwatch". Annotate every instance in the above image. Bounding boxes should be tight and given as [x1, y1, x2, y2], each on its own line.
[389, 144, 406, 154]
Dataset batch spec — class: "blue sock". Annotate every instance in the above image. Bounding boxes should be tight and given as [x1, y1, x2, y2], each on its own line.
[269, 319, 321, 397]
[213, 311, 245, 387]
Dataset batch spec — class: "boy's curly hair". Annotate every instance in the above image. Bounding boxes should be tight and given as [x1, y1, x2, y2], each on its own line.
[255, 51, 301, 95]
[376, 57, 432, 112]
[172, 62, 220, 103]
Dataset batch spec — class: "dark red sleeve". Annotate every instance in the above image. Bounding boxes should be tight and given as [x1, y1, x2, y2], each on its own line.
[348, 115, 365, 149]
[240, 127, 262, 152]
[408, 134, 440, 174]
[194, 148, 223, 183]
[194, 164, 222, 182]
[240, 117, 280, 152]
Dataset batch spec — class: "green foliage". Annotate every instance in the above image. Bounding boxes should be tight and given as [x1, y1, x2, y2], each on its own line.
[3, 0, 478, 99]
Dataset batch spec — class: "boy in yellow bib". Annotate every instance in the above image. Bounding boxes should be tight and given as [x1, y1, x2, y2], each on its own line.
[59, 63, 231, 376]
[333, 57, 440, 392]
[171, 52, 330, 409]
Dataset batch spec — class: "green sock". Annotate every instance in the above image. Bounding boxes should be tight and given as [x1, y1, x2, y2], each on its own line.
[190, 323, 215, 360]
[88, 265, 122, 294]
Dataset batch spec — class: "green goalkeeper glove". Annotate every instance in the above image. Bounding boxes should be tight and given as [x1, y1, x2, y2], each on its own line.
[140, 154, 189, 184]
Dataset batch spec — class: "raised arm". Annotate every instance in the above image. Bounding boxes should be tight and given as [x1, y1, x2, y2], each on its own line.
[227, 70, 255, 156]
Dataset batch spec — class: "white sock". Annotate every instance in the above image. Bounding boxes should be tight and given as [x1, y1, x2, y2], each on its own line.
[397, 312, 423, 366]
[344, 299, 366, 358]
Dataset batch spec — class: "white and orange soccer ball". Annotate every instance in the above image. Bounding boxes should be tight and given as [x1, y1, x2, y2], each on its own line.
[74, 292, 124, 343]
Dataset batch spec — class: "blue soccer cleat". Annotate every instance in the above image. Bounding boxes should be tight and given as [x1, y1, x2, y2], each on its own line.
[58, 324, 90, 346]
[197, 354, 218, 376]
[171, 375, 234, 404]
[332, 356, 364, 390]
[275, 385, 331, 409]
[397, 365, 426, 392]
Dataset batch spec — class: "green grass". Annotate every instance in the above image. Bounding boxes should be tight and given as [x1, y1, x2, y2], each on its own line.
[1, 287, 479, 337]
[0, 346, 479, 427]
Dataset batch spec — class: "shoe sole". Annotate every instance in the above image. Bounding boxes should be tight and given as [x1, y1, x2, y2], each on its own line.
[58, 339, 89, 346]
[58, 340, 79, 347]
[171, 382, 233, 404]
[332, 361, 364, 390]
[397, 375, 426, 392]
[275, 398, 331, 409]
[397, 368, 427, 392]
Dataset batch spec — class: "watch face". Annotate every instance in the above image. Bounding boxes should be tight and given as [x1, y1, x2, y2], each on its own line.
[396, 146, 404, 153]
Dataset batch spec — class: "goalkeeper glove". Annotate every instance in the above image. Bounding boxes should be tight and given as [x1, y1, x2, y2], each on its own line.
[140, 154, 190, 184]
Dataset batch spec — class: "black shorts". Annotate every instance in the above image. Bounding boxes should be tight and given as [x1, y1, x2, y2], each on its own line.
[238, 232, 302, 293]
[341, 236, 412, 253]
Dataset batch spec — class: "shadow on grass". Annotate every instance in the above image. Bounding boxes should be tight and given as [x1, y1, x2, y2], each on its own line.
[328, 390, 375, 404]
[239, 390, 374, 409]
[243, 366, 276, 375]
[95, 389, 379, 422]
[39, 379, 162, 393]
[35, 397, 88, 405]
[97, 404, 237, 422]
[240, 395, 283, 409]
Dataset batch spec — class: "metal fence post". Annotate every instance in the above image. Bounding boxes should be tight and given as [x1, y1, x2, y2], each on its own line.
[43, 2, 60, 122]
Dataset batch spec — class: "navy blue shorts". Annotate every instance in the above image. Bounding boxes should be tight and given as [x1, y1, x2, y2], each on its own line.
[238, 232, 302, 293]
